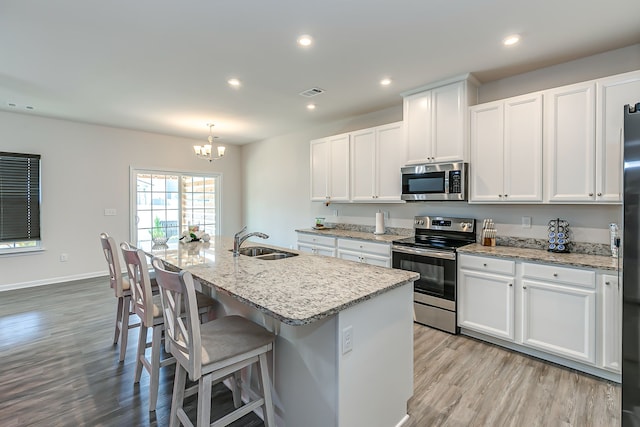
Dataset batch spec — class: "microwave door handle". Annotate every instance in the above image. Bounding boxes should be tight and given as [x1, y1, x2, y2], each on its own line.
[392, 245, 456, 260]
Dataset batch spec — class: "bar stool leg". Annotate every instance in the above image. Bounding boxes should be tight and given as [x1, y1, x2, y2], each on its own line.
[259, 353, 275, 427]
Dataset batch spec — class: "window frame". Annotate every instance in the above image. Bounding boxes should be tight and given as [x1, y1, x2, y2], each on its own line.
[0, 152, 42, 255]
[129, 167, 223, 246]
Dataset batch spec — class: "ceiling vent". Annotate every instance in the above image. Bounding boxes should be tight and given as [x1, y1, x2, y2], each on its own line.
[299, 87, 325, 98]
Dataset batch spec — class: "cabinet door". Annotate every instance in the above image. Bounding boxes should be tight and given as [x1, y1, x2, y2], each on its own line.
[596, 71, 640, 203]
[545, 82, 596, 202]
[404, 91, 432, 164]
[431, 81, 465, 162]
[375, 122, 405, 201]
[337, 249, 361, 263]
[315, 245, 337, 257]
[329, 134, 350, 201]
[362, 254, 391, 268]
[350, 128, 376, 201]
[310, 138, 329, 201]
[503, 93, 543, 202]
[458, 268, 515, 340]
[470, 101, 504, 202]
[521, 279, 596, 363]
[297, 242, 315, 254]
[601, 274, 621, 372]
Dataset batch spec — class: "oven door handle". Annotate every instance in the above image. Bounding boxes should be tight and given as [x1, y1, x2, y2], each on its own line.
[392, 245, 456, 260]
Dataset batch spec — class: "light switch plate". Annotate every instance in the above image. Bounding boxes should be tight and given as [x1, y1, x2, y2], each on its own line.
[342, 325, 353, 354]
[104, 208, 117, 216]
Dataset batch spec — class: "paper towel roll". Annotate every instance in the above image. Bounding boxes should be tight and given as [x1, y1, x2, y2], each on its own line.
[375, 212, 385, 235]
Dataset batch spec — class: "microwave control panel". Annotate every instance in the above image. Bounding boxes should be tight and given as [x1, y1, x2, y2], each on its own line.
[448, 170, 462, 194]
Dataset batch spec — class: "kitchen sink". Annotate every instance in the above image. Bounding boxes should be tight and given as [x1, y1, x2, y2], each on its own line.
[232, 246, 299, 260]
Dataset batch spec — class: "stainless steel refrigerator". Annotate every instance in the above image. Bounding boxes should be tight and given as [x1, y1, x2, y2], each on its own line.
[623, 101, 640, 426]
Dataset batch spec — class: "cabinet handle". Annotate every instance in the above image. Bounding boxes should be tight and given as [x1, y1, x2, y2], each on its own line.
[508, 283, 513, 287]
[483, 263, 487, 267]
[597, 192, 602, 196]
[589, 193, 594, 196]
[504, 194, 508, 197]
[498, 194, 503, 198]
[605, 281, 611, 285]
[553, 273, 558, 277]
[523, 286, 527, 289]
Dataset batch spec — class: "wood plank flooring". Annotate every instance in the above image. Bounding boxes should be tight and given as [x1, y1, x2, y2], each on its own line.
[0, 277, 621, 426]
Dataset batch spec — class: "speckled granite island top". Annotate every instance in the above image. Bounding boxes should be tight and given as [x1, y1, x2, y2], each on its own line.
[295, 228, 406, 243]
[458, 243, 619, 271]
[149, 237, 418, 326]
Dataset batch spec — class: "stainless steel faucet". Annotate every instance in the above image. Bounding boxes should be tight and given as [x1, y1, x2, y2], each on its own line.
[233, 226, 269, 256]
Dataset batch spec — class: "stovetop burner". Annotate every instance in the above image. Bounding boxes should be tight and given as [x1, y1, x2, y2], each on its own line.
[393, 216, 476, 252]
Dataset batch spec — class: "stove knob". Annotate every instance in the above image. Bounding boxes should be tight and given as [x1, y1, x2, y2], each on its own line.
[419, 220, 424, 225]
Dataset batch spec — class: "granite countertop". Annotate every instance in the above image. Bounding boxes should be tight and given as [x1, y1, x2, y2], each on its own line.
[149, 237, 418, 326]
[458, 243, 620, 271]
[295, 227, 406, 244]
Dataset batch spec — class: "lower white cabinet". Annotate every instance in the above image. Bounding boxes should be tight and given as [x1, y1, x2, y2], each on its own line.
[337, 238, 391, 267]
[296, 233, 391, 267]
[601, 273, 621, 372]
[458, 253, 616, 379]
[521, 279, 596, 364]
[458, 255, 515, 340]
[296, 233, 336, 257]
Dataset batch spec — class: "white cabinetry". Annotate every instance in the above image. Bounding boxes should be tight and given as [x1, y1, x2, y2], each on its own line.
[470, 93, 543, 202]
[296, 233, 336, 257]
[596, 70, 640, 202]
[350, 122, 405, 202]
[458, 255, 515, 340]
[310, 133, 350, 203]
[521, 262, 596, 364]
[403, 76, 478, 164]
[337, 238, 391, 267]
[600, 273, 621, 372]
[545, 81, 596, 202]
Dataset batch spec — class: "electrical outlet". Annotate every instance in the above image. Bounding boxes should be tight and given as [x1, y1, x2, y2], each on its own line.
[332, 209, 338, 217]
[104, 208, 117, 216]
[383, 211, 390, 220]
[522, 216, 532, 229]
[59, 253, 69, 262]
[342, 325, 353, 354]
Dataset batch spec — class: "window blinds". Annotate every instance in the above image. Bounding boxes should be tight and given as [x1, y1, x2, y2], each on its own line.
[0, 152, 41, 242]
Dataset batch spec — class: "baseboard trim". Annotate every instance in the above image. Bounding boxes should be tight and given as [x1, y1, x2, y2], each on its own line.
[0, 271, 106, 292]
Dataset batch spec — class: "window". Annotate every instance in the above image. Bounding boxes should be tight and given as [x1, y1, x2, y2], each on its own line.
[132, 170, 220, 250]
[0, 152, 41, 252]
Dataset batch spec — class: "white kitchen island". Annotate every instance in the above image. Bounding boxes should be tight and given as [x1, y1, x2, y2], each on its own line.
[149, 237, 418, 427]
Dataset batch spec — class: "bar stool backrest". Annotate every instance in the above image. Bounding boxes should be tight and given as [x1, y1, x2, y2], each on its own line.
[121, 243, 156, 328]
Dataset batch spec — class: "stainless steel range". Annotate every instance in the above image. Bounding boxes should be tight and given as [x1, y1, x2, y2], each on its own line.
[392, 216, 476, 334]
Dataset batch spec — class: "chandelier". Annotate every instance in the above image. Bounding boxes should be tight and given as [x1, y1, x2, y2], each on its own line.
[193, 124, 226, 161]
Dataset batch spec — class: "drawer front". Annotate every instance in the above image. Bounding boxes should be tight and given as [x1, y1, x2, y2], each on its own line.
[458, 254, 515, 276]
[297, 233, 336, 247]
[337, 238, 390, 256]
[522, 262, 595, 288]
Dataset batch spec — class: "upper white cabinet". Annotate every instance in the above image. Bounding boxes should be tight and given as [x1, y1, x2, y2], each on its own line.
[596, 70, 640, 202]
[470, 93, 543, 202]
[310, 133, 350, 203]
[350, 122, 405, 202]
[403, 76, 478, 165]
[545, 81, 597, 202]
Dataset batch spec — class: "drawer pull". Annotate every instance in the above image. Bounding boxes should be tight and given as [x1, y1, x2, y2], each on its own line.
[553, 273, 558, 277]
[605, 281, 611, 285]
[483, 263, 487, 267]
[523, 286, 527, 289]
[508, 283, 513, 287]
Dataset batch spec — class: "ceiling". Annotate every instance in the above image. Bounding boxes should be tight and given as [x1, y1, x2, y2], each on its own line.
[1, 0, 639, 145]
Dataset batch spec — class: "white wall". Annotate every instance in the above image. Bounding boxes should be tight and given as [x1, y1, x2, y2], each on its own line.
[242, 47, 640, 250]
[0, 112, 243, 290]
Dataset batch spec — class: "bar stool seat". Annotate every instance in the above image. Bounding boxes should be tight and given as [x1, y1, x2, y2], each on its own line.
[151, 257, 276, 427]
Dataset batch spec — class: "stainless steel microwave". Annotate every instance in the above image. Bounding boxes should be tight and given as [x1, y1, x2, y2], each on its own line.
[401, 161, 468, 201]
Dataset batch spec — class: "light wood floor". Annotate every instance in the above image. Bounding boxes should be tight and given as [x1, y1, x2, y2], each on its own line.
[0, 277, 621, 426]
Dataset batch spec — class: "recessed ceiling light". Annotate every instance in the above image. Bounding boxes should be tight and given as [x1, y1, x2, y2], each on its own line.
[380, 78, 392, 86]
[227, 78, 241, 87]
[307, 103, 316, 110]
[503, 34, 521, 46]
[297, 35, 313, 47]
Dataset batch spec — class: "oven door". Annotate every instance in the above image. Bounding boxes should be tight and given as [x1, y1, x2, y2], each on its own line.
[392, 245, 456, 309]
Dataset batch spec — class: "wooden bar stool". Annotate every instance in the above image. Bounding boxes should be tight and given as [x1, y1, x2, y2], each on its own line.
[151, 257, 276, 427]
[99, 232, 140, 362]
